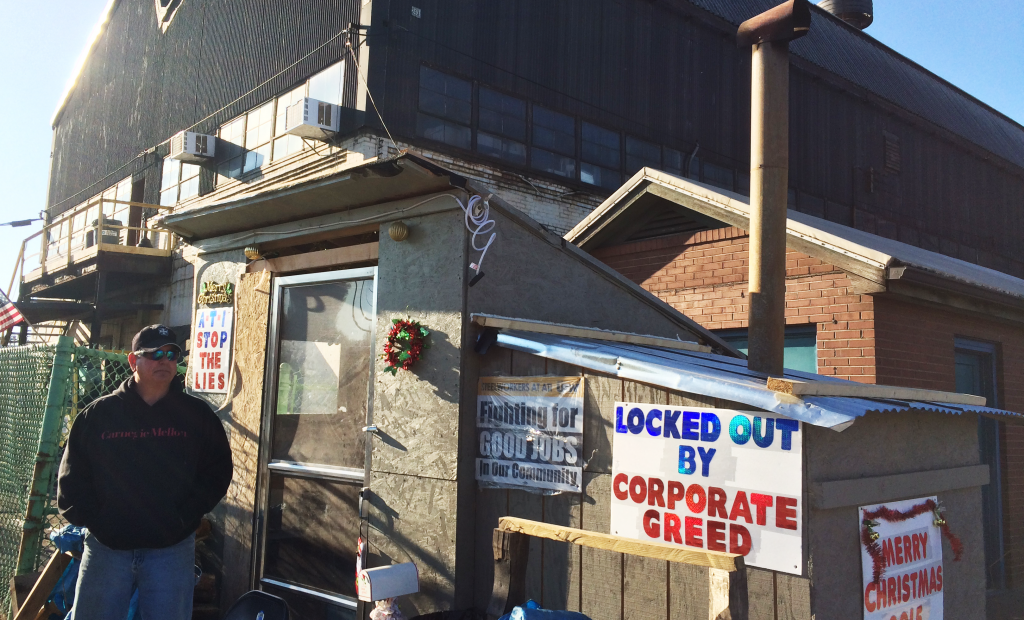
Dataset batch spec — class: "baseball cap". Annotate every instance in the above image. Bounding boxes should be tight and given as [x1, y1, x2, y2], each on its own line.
[132, 325, 180, 353]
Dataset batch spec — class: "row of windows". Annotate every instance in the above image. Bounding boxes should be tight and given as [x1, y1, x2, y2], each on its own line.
[416, 66, 751, 195]
[159, 61, 346, 206]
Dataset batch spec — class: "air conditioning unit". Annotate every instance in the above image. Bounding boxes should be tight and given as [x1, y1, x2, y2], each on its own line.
[169, 131, 216, 163]
[284, 97, 340, 140]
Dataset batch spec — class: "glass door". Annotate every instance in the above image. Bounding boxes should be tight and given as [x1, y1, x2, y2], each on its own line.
[254, 267, 377, 619]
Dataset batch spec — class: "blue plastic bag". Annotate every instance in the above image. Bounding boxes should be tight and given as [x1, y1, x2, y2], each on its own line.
[498, 600, 591, 620]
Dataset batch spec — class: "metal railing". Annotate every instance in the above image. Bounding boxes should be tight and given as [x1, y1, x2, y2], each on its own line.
[15, 198, 175, 287]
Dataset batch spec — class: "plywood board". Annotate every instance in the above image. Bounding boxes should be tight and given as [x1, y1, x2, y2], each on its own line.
[219, 270, 271, 608]
[775, 573, 811, 620]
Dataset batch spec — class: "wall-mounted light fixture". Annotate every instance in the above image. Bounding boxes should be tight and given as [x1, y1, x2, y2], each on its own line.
[388, 221, 410, 242]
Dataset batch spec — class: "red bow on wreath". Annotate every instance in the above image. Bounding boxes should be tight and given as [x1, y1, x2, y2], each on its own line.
[382, 319, 430, 375]
[861, 499, 963, 584]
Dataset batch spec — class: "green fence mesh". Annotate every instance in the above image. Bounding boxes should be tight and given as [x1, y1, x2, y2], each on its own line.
[0, 341, 179, 618]
[0, 343, 57, 617]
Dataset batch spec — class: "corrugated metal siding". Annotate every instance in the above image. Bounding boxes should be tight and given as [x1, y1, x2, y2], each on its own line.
[47, 0, 360, 215]
[48, 0, 1024, 277]
[691, 0, 1024, 169]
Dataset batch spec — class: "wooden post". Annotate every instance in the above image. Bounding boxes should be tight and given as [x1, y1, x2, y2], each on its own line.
[746, 39, 790, 376]
[487, 528, 530, 620]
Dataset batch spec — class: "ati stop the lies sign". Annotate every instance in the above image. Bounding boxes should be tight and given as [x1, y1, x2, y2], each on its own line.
[611, 403, 803, 575]
[193, 308, 233, 393]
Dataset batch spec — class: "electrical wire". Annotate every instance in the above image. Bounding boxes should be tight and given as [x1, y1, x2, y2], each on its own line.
[345, 39, 399, 152]
[455, 194, 496, 275]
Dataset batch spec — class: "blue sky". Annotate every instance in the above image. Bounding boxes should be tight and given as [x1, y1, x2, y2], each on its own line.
[0, 0, 1021, 299]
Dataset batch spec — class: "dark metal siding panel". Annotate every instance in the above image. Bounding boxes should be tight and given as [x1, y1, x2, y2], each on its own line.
[48, 0, 360, 215]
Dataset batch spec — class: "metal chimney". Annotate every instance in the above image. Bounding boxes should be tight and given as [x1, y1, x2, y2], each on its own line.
[817, 0, 873, 29]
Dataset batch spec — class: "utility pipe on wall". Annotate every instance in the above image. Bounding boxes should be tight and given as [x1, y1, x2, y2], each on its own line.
[737, 0, 812, 375]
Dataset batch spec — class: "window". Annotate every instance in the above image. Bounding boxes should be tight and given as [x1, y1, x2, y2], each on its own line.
[955, 338, 1003, 590]
[273, 85, 307, 162]
[243, 102, 275, 174]
[625, 137, 660, 176]
[580, 122, 621, 190]
[477, 88, 526, 164]
[416, 66, 471, 149]
[663, 148, 685, 177]
[308, 61, 344, 106]
[217, 115, 246, 180]
[532, 106, 575, 179]
[159, 159, 200, 206]
[212, 61, 344, 180]
[716, 326, 818, 374]
[703, 161, 734, 191]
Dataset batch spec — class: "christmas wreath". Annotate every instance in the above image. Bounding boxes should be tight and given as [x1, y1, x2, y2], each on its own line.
[382, 318, 430, 375]
[861, 499, 963, 584]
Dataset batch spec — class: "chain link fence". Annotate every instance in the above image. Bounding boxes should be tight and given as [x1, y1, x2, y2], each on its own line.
[0, 343, 58, 617]
[0, 339, 182, 618]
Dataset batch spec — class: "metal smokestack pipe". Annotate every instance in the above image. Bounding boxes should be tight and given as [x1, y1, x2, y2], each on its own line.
[737, 0, 812, 376]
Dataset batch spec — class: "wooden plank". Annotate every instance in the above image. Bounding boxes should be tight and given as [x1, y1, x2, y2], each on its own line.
[499, 518, 739, 571]
[245, 242, 379, 274]
[580, 472, 621, 620]
[13, 553, 72, 620]
[258, 222, 380, 251]
[809, 464, 990, 510]
[583, 373, 621, 475]
[766, 376, 986, 406]
[669, 563, 710, 620]
[775, 573, 811, 620]
[471, 314, 710, 353]
[544, 359, 583, 612]
[506, 350, 548, 606]
[746, 568, 775, 620]
[542, 491, 582, 612]
[219, 270, 271, 609]
[621, 382, 668, 620]
[474, 346, 512, 612]
[487, 529, 531, 620]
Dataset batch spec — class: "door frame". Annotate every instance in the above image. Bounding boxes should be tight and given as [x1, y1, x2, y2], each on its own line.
[249, 266, 378, 608]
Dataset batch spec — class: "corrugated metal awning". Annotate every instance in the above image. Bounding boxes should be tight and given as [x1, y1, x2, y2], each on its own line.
[493, 330, 1021, 430]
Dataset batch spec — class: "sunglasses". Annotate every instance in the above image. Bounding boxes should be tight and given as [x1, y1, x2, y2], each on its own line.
[136, 349, 181, 362]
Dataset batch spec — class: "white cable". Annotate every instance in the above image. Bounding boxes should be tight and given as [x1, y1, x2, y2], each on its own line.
[456, 195, 496, 274]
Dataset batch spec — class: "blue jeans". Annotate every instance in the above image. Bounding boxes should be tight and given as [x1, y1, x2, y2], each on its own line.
[71, 531, 195, 620]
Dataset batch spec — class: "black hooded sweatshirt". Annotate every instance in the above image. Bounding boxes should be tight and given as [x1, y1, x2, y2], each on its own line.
[57, 377, 233, 550]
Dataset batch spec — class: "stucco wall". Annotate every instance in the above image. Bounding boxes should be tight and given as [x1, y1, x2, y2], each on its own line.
[368, 208, 467, 615]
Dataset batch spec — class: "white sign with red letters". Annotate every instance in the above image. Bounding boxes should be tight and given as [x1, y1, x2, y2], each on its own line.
[860, 497, 943, 620]
[192, 308, 233, 393]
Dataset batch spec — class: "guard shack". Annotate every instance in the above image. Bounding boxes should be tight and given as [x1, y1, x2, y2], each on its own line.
[161, 153, 1019, 619]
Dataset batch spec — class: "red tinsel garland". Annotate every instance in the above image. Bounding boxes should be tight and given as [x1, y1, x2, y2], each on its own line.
[860, 499, 963, 584]
[382, 319, 430, 375]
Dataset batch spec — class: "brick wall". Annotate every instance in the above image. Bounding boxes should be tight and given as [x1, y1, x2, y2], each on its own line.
[874, 296, 1024, 586]
[591, 227, 877, 382]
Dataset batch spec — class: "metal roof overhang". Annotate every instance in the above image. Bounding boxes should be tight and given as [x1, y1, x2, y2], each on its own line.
[158, 155, 465, 241]
[493, 329, 1022, 430]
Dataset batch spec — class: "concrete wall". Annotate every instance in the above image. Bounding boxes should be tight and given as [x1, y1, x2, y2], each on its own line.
[467, 206, 705, 341]
[805, 411, 986, 619]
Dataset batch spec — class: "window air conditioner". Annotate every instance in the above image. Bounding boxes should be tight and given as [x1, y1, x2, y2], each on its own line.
[284, 97, 340, 140]
[169, 131, 216, 163]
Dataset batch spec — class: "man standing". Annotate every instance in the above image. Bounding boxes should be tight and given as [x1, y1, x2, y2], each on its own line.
[58, 325, 233, 620]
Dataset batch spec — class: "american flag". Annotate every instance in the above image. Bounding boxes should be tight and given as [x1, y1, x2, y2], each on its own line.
[0, 289, 25, 333]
